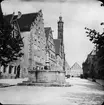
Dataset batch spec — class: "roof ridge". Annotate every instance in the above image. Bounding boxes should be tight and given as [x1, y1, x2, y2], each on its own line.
[71, 62, 82, 69]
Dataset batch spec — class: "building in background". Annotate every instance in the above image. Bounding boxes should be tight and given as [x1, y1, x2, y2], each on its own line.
[45, 27, 56, 71]
[70, 62, 83, 77]
[0, 9, 66, 84]
[54, 39, 63, 71]
[52, 16, 66, 83]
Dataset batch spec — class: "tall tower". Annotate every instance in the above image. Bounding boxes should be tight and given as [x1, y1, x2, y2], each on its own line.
[58, 16, 64, 44]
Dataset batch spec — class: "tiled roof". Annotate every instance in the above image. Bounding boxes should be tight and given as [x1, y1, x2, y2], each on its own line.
[70, 62, 82, 70]
[4, 12, 38, 32]
[54, 39, 61, 55]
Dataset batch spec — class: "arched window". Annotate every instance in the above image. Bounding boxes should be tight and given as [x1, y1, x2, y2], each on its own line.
[9, 65, 13, 74]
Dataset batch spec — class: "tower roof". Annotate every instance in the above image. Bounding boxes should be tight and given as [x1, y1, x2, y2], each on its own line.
[58, 15, 63, 23]
[59, 16, 62, 21]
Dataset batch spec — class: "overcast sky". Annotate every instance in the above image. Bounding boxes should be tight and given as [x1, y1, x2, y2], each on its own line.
[1, 0, 104, 67]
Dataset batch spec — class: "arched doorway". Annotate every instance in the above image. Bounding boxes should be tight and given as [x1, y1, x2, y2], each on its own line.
[16, 65, 20, 78]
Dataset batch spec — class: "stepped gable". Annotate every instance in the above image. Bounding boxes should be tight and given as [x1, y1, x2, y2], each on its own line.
[71, 62, 82, 70]
[4, 12, 38, 32]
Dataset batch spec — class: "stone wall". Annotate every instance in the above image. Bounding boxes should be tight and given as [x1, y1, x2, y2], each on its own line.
[28, 70, 65, 84]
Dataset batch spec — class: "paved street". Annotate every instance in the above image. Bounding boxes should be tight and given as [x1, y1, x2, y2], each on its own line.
[0, 77, 104, 105]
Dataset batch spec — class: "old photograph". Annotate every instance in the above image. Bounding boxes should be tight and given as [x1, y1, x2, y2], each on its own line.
[0, 0, 104, 104]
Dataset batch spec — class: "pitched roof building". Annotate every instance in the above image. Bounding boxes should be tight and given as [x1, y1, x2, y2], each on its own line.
[70, 62, 83, 77]
[3, 10, 46, 79]
[44, 27, 56, 70]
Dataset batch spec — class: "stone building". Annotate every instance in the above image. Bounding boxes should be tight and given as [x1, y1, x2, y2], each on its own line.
[0, 10, 46, 79]
[28, 10, 46, 71]
[52, 16, 66, 83]
[54, 39, 63, 71]
[44, 27, 56, 71]
[33, 16, 66, 84]
[0, 12, 24, 79]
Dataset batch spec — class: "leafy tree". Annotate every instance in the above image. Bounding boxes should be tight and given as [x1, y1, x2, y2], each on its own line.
[0, 1, 24, 66]
[85, 26, 104, 79]
[97, 0, 104, 6]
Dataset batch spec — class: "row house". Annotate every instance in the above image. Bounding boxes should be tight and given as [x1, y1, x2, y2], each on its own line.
[0, 8, 66, 83]
[29, 10, 46, 71]
[33, 16, 66, 83]
[44, 27, 56, 71]
[54, 39, 63, 71]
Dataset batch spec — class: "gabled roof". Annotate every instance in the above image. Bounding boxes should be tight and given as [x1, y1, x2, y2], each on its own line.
[71, 62, 82, 70]
[4, 12, 38, 32]
[54, 39, 61, 55]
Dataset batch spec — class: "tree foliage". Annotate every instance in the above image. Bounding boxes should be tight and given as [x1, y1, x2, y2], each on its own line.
[97, 0, 104, 6]
[0, 3, 24, 66]
[84, 26, 104, 79]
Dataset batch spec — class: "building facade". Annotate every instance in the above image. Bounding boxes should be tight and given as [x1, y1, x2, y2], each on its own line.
[0, 10, 66, 84]
[0, 10, 46, 79]
[29, 10, 46, 71]
[54, 39, 63, 71]
[0, 12, 24, 79]
[45, 27, 56, 71]
[70, 62, 83, 77]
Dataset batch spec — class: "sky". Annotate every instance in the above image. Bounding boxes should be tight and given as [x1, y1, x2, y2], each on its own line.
[1, 0, 104, 67]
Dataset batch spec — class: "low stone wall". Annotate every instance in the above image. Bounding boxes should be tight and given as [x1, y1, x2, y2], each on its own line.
[28, 71, 36, 82]
[0, 73, 16, 79]
[28, 70, 65, 84]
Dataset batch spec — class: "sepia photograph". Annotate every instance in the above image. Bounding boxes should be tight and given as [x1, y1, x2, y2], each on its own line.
[0, 0, 104, 104]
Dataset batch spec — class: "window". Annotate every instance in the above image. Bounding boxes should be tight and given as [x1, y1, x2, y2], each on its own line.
[9, 65, 13, 74]
[14, 66, 17, 74]
[3, 65, 7, 73]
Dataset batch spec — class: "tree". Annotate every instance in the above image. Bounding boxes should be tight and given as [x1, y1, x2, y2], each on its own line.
[85, 26, 104, 79]
[0, 1, 24, 66]
[97, 0, 104, 6]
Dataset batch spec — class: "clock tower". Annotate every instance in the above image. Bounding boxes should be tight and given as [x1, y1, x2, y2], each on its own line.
[58, 16, 64, 44]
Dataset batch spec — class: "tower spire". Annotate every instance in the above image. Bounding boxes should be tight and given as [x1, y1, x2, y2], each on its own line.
[57, 15, 64, 45]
